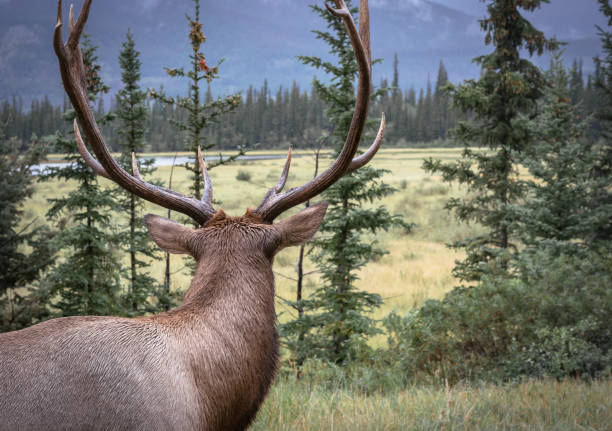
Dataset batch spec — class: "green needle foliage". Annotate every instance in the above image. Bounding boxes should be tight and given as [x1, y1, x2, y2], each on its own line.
[511, 2, 612, 256]
[384, 61, 612, 379]
[513, 54, 611, 257]
[0, 132, 55, 331]
[115, 30, 171, 314]
[591, 0, 612, 242]
[150, 0, 243, 205]
[41, 35, 123, 317]
[423, 0, 559, 282]
[149, 0, 245, 281]
[282, 0, 410, 367]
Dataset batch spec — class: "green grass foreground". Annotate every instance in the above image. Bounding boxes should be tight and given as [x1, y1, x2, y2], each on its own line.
[253, 377, 611, 430]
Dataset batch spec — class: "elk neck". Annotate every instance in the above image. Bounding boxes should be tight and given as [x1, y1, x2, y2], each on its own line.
[169, 212, 279, 328]
[181, 250, 276, 318]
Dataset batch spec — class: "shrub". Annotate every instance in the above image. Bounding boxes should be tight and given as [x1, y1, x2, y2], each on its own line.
[504, 319, 610, 380]
[235, 170, 251, 182]
[383, 251, 612, 382]
[279, 357, 413, 394]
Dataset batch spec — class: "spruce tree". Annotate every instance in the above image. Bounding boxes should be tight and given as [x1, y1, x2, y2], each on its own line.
[423, 0, 558, 282]
[415, 88, 425, 142]
[0, 131, 55, 331]
[281, 0, 409, 366]
[513, 55, 611, 256]
[42, 35, 124, 316]
[405, 86, 418, 143]
[432, 60, 450, 139]
[422, 77, 434, 141]
[115, 30, 168, 314]
[150, 0, 243, 205]
[568, 59, 585, 105]
[591, 0, 612, 241]
[389, 53, 406, 142]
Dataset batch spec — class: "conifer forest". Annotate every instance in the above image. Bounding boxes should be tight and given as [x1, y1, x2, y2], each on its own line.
[0, 56, 602, 151]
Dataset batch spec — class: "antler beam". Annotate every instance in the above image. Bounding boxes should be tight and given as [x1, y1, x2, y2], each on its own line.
[254, 0, 385, 222]
[54, 0, 215, 225]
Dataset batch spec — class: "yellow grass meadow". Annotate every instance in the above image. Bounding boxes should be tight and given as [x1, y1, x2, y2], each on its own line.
[26, 148, 474, 319]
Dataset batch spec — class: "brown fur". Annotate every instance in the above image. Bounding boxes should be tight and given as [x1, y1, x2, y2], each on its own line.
[0, 203, 327, 431]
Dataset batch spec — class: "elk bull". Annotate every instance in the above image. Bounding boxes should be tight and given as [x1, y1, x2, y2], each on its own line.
[0, 0, 384, 429]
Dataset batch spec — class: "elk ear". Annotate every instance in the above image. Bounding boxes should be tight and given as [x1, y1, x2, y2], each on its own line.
[274, 202, 328, 250]
[144, 214, 191, 254]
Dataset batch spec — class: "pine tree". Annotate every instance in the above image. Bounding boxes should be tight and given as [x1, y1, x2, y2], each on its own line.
[583, 72, 600, 122]
[388, 53, 405, 142]
[432, 60, 450, 139]
[423, 78, 433, 141]
[568, 58, 585, 105]
[591, 0, 612, 241]
[404, 86, 418, 142]
[115, 30, 169, 314]
[150, 0, 242, 206]
[406, 86, 416, 106]
[513, 55, 611, 256]
[41, 35, 124, 316]
[281, 0, 409, 366]
[423, 0, 559, 282]
[0, 129, 55, 331]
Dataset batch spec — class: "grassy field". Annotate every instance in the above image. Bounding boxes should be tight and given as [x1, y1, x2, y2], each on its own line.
[24, 148, 611, 429]
[28, 148, 478, 320]
[253, 377, 611, 430]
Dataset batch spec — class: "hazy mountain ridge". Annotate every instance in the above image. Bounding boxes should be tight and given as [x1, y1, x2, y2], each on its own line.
[0, 0, 604, 106]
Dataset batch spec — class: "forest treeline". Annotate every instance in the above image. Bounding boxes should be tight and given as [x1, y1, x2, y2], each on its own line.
[0, 57, 600, 151]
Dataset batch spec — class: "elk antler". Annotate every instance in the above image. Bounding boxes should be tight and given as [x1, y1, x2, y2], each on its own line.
[54, 0, 215, 226]
[254, 0, 385, 222]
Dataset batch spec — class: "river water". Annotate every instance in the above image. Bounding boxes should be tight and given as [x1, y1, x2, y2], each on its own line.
[32, 153, 297, 175]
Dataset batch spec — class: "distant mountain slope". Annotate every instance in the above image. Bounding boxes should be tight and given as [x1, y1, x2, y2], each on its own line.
[0, 0, 604, 105]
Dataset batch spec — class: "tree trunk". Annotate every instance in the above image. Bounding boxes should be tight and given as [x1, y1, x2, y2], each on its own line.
[130, 192, 137, 311]
[163, 154, 178, 311]
[294, 144, 321, 377]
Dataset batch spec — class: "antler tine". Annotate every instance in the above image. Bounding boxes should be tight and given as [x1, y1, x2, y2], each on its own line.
[53, 1, 67, 62]
[327, 0, 370, 69]
[55, 0, 215, 225]
[197, 146, 213, 206]
[67, 0, 91, 50]
[275, 147, 292, 193]
[75, 120, 192, 199]
[358, 0, 372, 67]
[325, 2, 350, 17]
[254, 0, 375, 222]
[347, 113, 385, 173]
[257, 147, 293, 209]
[74, 119, 111, 180]
[68, 4, 75, 33]
[131, 152, 142, 180]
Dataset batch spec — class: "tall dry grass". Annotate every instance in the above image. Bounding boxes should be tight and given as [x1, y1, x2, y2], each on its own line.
[253, 377, 612, 430]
